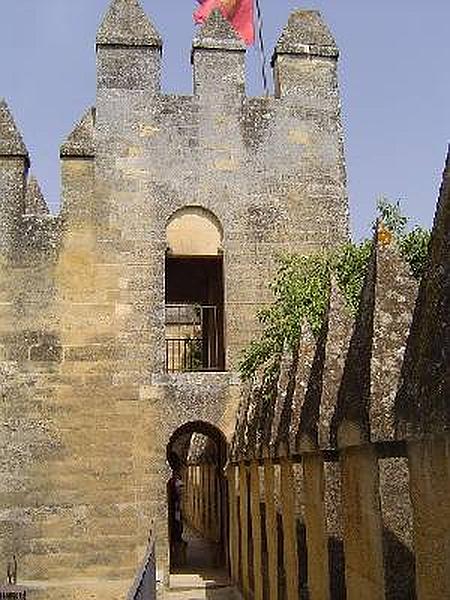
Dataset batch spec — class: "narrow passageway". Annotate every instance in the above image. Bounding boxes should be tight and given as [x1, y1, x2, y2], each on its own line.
[167, 421, 239, 599]
[168, 528, 239, 599]
[174, 527, 224, 574]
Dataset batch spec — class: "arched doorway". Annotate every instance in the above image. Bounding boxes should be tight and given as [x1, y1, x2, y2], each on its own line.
[166, 421, 229, 584]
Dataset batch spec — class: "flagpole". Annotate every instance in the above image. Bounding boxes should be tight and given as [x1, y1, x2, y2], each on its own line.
[254, 0, 269, 95]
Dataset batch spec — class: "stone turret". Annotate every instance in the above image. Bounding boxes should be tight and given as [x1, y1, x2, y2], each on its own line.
[0, 99, 29, 255]
[96, 0, 162, 92]
[272, 10, 339, 101]
[192, 10, 246, 97]
[60, 108, 95, 224]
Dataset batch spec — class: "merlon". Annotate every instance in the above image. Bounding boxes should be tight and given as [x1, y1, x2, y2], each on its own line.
[24, 174, 49, 215]
[60, 107, 95, 159]
[96, 0, 162, 47]
[0, 98, 29, 159]
[193, 9, 246, 51]
[275, 10, 339, 58]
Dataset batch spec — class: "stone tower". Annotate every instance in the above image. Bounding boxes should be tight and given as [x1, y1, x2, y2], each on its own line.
[0, 1, 348, 597]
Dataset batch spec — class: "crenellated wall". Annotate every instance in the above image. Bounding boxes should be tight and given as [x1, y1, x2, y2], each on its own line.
[223, 150, 450, 600]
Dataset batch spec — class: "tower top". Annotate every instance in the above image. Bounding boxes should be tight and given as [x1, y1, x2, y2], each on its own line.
[96, 0, 162, 47]
[60, 108, 95, 158]
[193, 9, 245, 51]
[275, 10, 338, 58]
[0, 99, 29, 159]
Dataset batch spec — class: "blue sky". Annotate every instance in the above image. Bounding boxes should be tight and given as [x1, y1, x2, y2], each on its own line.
[0, 0, 449, 239]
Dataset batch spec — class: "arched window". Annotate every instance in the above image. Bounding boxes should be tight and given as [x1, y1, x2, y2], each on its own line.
[166, 207, 223, 256]
[165, 208, 225, 372]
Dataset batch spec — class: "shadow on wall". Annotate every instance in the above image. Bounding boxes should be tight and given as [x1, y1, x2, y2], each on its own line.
[328, 536, 346, 600]
[383, 528, 416, 600]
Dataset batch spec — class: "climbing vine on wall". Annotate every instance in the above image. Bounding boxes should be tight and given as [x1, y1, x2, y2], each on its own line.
[239, 200, 431, 381]
[331, 240, 373, 314]
[398, 227, 431, 279]
[376, 198, 431, 278]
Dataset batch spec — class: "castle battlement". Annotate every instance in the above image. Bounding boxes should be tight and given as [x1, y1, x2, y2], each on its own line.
[1, 2, 348, 270]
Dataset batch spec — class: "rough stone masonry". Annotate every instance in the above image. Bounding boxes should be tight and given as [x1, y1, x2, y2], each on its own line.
[0, 0, 349, 597]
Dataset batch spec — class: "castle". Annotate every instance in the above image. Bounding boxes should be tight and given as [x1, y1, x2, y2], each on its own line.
[1, 1, 448, 600]
[0, 1, 348, 597]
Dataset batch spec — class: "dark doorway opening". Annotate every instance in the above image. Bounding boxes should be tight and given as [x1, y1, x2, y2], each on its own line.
[166, 421, 229, 585]
[165, 256, 225, 372]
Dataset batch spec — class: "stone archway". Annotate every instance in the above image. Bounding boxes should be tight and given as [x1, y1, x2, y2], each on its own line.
[166, 206, 223, 257]
[166, 421, 230, 584]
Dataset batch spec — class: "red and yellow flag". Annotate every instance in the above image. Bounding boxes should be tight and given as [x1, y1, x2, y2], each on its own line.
[194, 0, 255, 46]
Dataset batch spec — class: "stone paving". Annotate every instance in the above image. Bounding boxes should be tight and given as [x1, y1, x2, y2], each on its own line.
[167, 529, 241, 600]
[166, 586, 241, 600]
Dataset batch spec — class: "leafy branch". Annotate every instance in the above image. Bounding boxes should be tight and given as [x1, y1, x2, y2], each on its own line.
[239, 200, 430, 380]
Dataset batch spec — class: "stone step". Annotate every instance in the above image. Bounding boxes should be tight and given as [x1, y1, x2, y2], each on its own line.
[165, 586, 241, 600]
[170, 573, 231, 590]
